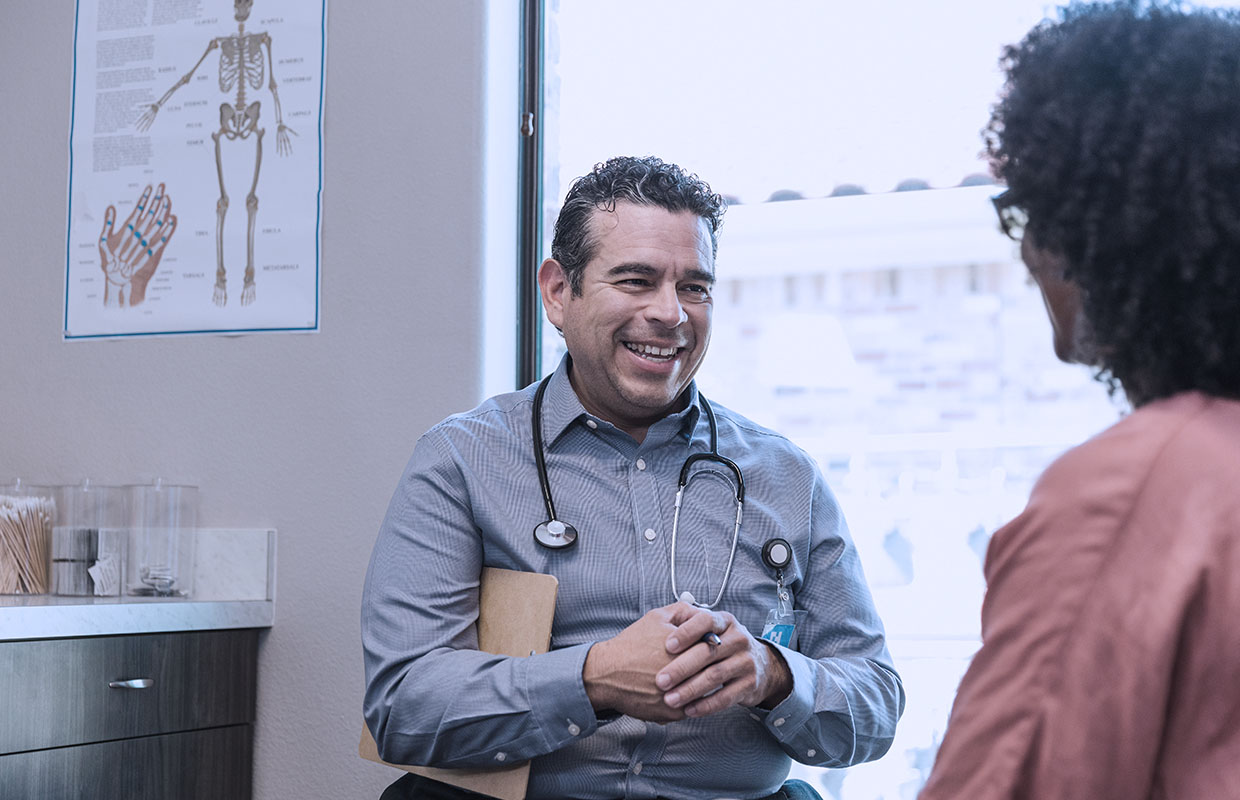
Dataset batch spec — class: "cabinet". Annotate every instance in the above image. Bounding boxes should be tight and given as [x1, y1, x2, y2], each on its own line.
[0, 629, 259, 799]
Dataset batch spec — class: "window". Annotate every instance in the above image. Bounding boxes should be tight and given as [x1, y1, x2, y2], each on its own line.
[528, 3, 1123, 795]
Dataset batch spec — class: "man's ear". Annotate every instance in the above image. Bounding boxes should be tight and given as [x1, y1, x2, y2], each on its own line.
[538, 258, 570, 330]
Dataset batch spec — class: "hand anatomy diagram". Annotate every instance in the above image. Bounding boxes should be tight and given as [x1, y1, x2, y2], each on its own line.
[99, 184, 178, 308]
[136, 0, 294, 307]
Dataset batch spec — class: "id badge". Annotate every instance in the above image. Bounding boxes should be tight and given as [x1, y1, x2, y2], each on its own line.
[761, 610, 798, 648]
[759, 571, 806, 649]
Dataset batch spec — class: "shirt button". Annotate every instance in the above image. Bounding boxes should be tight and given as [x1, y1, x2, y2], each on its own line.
[643, 528, 657, 542]
[494, 752, 507, 762]
[807, 749, 817, 758]
[632, 762, 643, 775]
[773, 717, 786, 727]
[636, 458, 647, 471]
[585, 419, 598, 430]
[749, 713, 761, 721]
[567, 723, 581, 736]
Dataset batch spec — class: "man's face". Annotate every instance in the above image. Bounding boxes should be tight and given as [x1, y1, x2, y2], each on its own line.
[539, 201, 715, 440]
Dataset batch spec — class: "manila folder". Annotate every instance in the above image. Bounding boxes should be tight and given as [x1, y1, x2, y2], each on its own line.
[360, 567, 560, 800]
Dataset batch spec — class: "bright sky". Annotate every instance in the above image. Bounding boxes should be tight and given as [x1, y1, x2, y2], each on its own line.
[550, 1, 1056, 203]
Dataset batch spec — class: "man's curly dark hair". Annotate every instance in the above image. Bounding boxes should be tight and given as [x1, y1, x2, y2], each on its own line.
[551, 156, 726, 296]
[987, 0, 1240, 405]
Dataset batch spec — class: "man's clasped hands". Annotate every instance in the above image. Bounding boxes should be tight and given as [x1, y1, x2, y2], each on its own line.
[582, 594, 793, 723]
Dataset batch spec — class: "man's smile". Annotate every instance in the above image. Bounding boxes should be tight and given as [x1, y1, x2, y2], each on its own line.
[624, 341, 684, 362]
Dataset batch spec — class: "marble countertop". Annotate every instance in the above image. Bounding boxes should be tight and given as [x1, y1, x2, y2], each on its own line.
[0, 528, 276, 640]
[0, 595, 274, 640]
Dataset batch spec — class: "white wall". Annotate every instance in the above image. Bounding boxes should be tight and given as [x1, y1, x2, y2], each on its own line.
[0, 2, 515, 796]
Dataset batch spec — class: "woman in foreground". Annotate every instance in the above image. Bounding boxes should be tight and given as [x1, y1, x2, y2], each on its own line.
[920, 3, 1240, 798]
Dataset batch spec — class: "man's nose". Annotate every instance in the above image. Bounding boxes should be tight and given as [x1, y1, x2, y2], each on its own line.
[645, 283, 688, 327]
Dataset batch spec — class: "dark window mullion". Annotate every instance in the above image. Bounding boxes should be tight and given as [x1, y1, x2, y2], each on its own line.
[516, 0, 545, 389]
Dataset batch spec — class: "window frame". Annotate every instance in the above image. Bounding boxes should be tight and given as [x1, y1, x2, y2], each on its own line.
[516, 0, 545, 388]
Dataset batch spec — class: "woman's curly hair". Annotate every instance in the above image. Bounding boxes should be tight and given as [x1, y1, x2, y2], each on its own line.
[987, 1, 1240, 405]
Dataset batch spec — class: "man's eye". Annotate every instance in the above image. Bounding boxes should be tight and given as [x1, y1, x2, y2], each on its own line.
[682, 284, 710, 295]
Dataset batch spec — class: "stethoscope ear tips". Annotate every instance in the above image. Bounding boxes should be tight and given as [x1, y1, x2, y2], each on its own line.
[534, 518, 578, 549]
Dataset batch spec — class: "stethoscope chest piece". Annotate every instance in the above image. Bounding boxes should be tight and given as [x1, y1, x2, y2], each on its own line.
[534, 518, 578, 549]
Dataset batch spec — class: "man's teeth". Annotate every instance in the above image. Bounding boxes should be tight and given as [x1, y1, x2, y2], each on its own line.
[626, 343, 678, 358]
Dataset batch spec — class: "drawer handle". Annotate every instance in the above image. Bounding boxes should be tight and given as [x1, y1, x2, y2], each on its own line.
[109, 678, 154, 690]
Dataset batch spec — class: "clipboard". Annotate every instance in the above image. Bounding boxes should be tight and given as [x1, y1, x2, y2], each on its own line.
[360, 567, 560, 800]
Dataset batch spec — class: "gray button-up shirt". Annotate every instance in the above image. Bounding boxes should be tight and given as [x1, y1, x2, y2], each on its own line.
[362, 358, 903, 799]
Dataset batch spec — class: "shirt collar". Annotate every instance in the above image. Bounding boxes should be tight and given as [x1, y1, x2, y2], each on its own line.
[539, 354, 703, 447]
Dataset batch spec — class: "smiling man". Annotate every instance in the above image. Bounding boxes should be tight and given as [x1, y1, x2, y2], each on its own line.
[541, 192, 714, 441]
[363, 156, 903, 800]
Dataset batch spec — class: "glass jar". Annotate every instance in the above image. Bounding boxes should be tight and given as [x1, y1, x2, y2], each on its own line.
[127, 480, 197, 597]
[0, 481, 57, 595]
[53, 481, 127, 597]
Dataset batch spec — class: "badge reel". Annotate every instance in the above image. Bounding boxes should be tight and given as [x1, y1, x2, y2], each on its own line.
[759, 538, 805, 649]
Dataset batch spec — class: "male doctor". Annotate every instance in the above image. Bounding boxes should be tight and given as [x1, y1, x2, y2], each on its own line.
[363, 156, 903, 800]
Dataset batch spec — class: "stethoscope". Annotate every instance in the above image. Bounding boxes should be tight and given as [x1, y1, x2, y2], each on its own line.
[532, 375, 788, 609]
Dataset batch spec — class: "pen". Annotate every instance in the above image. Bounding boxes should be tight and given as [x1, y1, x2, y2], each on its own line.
[680, 592, 722, 647]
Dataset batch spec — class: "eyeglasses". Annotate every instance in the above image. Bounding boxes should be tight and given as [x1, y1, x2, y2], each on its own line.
[991, 190, 1028, 242]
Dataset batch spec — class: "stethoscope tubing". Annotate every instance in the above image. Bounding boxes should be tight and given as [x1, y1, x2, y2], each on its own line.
[531, 376, 560, 522]
[531, 375, 746, 608]
[669, 462, 744, 609]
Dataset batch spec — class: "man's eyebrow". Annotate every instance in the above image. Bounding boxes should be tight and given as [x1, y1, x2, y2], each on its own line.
[604, 263, 716, 284]
[604, 263, 657, 278]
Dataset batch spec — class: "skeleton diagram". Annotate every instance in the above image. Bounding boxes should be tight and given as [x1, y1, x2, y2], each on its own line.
[136, 0, 294, 307]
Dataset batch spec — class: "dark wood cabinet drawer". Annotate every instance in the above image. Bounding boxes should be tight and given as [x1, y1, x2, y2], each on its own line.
[0, 724, 252, 799]
[0, 629, 257, 754]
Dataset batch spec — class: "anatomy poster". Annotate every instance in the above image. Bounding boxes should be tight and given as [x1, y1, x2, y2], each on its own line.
[65, 0, 325, 339]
